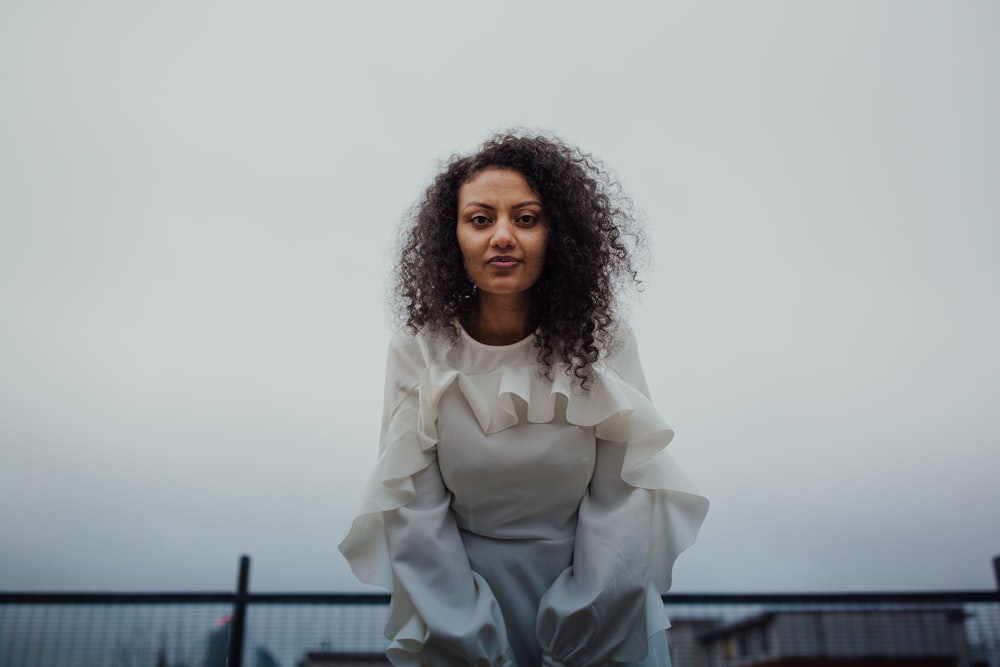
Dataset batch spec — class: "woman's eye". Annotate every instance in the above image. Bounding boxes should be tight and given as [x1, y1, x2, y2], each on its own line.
[470, 215, 491, 226]
[516, 214, 538, 226]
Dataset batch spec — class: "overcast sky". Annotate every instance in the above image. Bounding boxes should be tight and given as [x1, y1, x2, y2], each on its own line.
[1, 1, 998, 594]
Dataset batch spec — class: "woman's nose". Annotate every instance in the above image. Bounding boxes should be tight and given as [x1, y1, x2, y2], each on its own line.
[491, 218, 517, 248]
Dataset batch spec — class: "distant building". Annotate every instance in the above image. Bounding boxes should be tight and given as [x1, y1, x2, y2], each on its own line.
[670, 618, 720, 667]
[254, 646, 282, 667]
[697, 608, 972, 667]
[203, 623, 230, 667]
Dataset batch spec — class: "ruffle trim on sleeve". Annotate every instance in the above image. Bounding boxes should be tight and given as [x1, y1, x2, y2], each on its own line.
[592, 364, 710, 593]
[337, 340, 460, 588]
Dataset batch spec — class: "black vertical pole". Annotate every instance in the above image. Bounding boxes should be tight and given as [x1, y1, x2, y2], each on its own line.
[993, 555, 1000, 636]
[227, 555, 250, 667]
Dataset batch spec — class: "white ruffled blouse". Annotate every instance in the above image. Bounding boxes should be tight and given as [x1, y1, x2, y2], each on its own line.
[339, 325, 708, 667]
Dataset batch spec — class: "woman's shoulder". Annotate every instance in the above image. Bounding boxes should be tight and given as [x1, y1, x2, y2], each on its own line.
[599, 321, 639, 365]
[386, 325, 457, 368]
[599, 322, 650, 398]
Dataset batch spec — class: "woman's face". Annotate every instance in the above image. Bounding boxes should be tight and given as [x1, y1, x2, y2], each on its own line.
[456, 168, 549, 300]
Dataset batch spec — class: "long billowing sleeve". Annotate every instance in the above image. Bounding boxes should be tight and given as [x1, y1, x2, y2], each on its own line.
[536, 438, 660, 666]
[384, 460, 515, 666]
[536, 329, 709, 666]
[339, 335, 516, 667]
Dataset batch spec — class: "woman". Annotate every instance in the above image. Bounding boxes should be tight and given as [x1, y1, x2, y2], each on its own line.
[340, 132, 708, 666]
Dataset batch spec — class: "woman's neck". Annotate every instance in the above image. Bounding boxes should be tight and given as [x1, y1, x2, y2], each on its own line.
[466, 294, 533, 345]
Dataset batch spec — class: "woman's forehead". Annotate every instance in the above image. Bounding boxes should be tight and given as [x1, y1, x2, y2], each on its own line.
[459, 168, 540, 202]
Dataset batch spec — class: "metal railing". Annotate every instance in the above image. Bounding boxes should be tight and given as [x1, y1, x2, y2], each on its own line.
[1, 556, 998, 667]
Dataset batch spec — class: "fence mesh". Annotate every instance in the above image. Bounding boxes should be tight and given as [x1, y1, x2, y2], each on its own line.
[1, 592, 997, 667]
[0, 596, 233, 667]
[244, 598, 391, 666]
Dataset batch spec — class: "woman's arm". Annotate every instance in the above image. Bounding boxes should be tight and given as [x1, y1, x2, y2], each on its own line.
[378, 335, 516, 667]
[384, 456, 515, 666]
[536, 327, 707, 666]
[535, 437, 658, 667]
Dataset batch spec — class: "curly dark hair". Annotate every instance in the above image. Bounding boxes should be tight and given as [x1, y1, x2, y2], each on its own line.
[393, 131, 645, 387]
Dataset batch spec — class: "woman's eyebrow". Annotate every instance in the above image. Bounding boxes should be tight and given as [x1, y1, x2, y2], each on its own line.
[461, 200, 543, 211]
[462, 201, 496, 212]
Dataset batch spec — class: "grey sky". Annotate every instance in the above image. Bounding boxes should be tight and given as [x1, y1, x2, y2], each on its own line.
[1, 1, 998, 593]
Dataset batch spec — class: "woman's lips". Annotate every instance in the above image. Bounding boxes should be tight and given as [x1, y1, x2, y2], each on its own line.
[487, 256, 522, 269]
